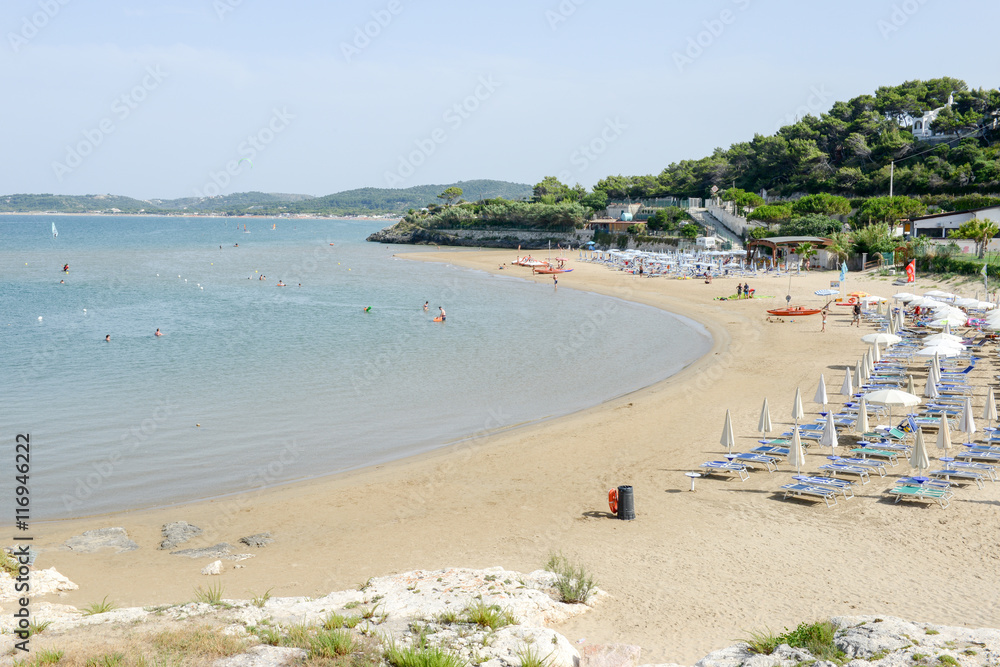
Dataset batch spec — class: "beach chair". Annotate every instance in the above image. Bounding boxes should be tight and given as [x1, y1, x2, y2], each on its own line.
[752, 445, 789, 458]
[792, 475, 855, 499]
[818, 463, 871, 485]
[780, 483, 838, 507]
[836, 457, 887, 476]
[849, 447, 900, 467]
[699, 460, 749, 481]
[950, 461, 997, 481]
[928, 469, 986, 490]
[857, 440, 910, 454]
[897, 476, 952, 491]
[730, 452, 779, 472]
[886, 485, 952, 508]
[956, 450, 1000, 463]
[872, 426, 909, 442]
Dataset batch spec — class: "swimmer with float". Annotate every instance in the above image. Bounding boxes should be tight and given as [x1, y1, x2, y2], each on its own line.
[434, 306, 446, 322]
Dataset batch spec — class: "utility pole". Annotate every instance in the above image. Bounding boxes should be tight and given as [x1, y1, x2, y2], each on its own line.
[889, 161, 894, 199]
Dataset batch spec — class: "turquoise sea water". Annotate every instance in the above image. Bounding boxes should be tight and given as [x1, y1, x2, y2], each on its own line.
[0, 215, 712, 520]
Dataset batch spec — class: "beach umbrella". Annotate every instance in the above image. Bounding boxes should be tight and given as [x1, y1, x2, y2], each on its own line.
[814, 374, 828, 406]
[757, 398, 773, 435]
[931, 351, 942, 384]
[861, 354, 871, 380]
[914, 345, 962, 358]
[923, 374, 939, 399]
[944, 321, 954, 335]
[895, 309, 905, 330]
[819, 410, 838, 453]
[959, 396, 977, 441]
[856, 396, 870, 434]
[788, 424, 805, 474]
[721, 409, 735, 454]
[865, 349, 874, 375]
[854, 361, 863, 388]
[862, 333, 902, 346]
[936, 410, 952, 460]
[909, 428, 930, 474]
[871, 342, 881, 364]
[926, 290, 955, 299]
[865, 388, 921, 425]
[888, 314, 897, 335]
[906, 375, 916, 395]
[893, 292, 916, 301]
[840, 366, 853, 397]
[983, 386, 998, 430]
[792, 387, 805, 423]
[923, 333, 963, 345]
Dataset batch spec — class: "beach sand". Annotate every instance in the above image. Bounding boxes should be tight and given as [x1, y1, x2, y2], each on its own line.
[20, 250, 1000, 664]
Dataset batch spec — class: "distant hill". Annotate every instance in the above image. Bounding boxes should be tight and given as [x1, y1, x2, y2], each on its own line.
[0, 180, 532, 216]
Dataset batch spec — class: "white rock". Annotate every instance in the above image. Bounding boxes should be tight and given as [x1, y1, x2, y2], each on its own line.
[0, 567, 78, 602]
[202, 560, 223, 575]
[213, 645, 307, 666]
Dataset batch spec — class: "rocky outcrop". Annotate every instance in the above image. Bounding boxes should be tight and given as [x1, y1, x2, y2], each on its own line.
[62, 527, 138, 553]
[159, 521, 203, 550]
[367, 221, 593, 249]
[239, 533, 273, 548]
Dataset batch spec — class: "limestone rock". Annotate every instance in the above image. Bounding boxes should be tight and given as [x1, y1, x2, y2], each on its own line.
[239, 532, 273, 548]
[159, 521, 203, 550]
[202, 560, 223, 575]
[581, 643, 642, 667]
[0, 567, 78, 602]
[171, 543, 233, 559]
[63, 527, 138, 553]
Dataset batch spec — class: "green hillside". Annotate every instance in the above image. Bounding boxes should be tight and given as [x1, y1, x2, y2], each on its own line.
[592, 77, 1000, 200]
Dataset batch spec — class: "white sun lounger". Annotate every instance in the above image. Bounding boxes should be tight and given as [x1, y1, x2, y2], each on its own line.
[837, 457, 888, 476]
[950, 461, 997, 481]
[928, 469, 986, 490]
[780, 483, 838, 507]
[731, 452, 779, 472]
[792, 475, 854, 499]
[699, 460, 750, 481]
[818, 463, 871, 485]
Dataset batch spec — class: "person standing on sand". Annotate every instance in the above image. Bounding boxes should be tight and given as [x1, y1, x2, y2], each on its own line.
[821, 309, 828, 332]
[852, 302, 861, 327]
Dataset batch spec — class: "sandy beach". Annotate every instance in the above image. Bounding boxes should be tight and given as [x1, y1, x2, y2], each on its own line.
[19, 249, 1000, 664]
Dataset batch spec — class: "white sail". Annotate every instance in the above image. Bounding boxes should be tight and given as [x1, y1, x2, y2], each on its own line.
[52, 222, 58, 238]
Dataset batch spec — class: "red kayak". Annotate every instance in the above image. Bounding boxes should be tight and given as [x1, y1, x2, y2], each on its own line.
[767, 306, 821, 316]
[533, 267, 573, 274]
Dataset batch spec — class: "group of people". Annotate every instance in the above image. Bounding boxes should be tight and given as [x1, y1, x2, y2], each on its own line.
[735, 282, 754, 298]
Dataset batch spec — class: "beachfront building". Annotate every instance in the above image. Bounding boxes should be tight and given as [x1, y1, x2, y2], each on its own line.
[907, 205, 1000, 238]
[605, 203, 641, 221]
[588, 218, 644, 233]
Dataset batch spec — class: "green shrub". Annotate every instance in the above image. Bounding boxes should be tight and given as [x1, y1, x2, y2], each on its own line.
[384, 641, 466, 667]
[81, 596, 118, 616]
[194, 582, 224, 605]
[310, 628, 356, 658]
[937, 656, 959, 666]
[516, 645, 552, 667]
[744, 621, 844, 662]
[544, 554, 596, 604]
[743, 628, 782, 655]
[464, 601, 516, 630]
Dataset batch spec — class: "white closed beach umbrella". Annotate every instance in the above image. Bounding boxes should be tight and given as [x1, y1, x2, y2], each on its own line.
[871, 342, 881, 363]
[792, 387, 805, 423]
[984, 387, 998, 430]
[841, 366, 853, 397]
[909, 428, 930, 474]
[721, 409, 736, 454]
[943, 320, 954, 335]
[788, 425, 805, 474]
[888, 314, 897, 335]
[819, 410, 838, 453]
[907, 375, 916, 396]
[959, 396, 977, 441]
[936, 410, 952, 459]
[923, 374, 939, 399]
[854, 360, 863, 387]
[866, 349, 875, 374]
[931, 351, 942, 384]
[814, 374, 828, 406]
[758, 398, 773, 434]
[856, 396, 870, 434]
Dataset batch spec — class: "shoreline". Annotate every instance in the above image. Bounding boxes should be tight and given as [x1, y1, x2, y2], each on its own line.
[13, 251, 1000, 664]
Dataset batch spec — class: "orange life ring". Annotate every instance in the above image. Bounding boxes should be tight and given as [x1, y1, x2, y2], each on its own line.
[608, 488, 618, 514]
[847, 296, 857, 304]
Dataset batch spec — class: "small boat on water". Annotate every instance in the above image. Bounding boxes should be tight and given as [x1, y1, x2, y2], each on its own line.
[533, 267, 573, 274]
[767, 306, 822, 316]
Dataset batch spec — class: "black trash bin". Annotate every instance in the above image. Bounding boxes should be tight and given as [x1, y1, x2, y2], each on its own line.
[616, 485, 635, 520]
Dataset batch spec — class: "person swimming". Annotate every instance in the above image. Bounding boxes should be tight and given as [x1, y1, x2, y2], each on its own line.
[105, 334, 110, 342]
[155, 328, 163, 336]
[438, 306, 446, 321]
[423, 301, 429, 311]
[276, 280, 285, 286]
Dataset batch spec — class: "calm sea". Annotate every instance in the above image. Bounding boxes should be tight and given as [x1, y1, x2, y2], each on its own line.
[0, 215, 712, 520]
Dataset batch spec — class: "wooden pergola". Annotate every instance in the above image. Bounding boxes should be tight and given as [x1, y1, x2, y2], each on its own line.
[746, 236, 833, 262]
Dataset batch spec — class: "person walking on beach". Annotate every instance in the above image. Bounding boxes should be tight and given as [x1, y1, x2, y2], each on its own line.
[821, 308, 828, 332]
[851, 302, 861, 327]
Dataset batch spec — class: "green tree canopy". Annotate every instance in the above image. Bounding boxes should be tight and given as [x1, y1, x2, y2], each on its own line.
[791, 193, 851, 216]
[532, 176, 572, 203]
[947, 218, 1000, 258]
[747, 203, 793, 223]
[852, 196, 926, 226]
[778, 214, 844, 237]
[438, 187, 463, 206]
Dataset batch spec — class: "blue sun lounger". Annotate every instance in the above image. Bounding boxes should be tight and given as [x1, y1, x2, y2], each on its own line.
[699, 460, 750, 481]
[950, 461, 997, 481]
[887, 484, 952, 508]
[780, 483, 839, 507]
[956, 450, 1000, 463]
[752, 445, 789, 458]
[730, 452, 779, 472]
[818, 463, 871, 485]
[849, 447, 900, 466]
[792, 475, 854, 499]
[837, 457, 887, 476]
[928, 469, 985, 490]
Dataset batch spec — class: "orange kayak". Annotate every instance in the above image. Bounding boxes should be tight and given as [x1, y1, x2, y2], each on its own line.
[767, 307, 821, 316]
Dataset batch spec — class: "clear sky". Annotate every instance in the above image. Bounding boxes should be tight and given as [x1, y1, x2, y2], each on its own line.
[2, 0, 997, 200]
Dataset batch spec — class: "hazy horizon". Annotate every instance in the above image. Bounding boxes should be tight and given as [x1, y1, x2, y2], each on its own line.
[2, 0, 997, 200]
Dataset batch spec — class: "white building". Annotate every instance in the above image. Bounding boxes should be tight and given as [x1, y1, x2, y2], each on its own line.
[908, 205, 1000, 238]
[896, 93, 961, 142]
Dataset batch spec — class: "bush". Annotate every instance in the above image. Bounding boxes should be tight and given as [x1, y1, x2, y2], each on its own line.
[464, 601, 516, 630]
[310, 628, 356, 658]
[745, 621, 844, 663]
[384, 641, 466, 667]
[545, 554, 596, 604]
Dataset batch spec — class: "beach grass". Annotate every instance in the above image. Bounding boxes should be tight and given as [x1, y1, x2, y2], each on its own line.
[384, 639, 466, 667]
[309, 628, 357, 658]
[544, 554, 596, 604]
[463, 601, 515, 630]
[744, 621, 844, 663]
[193, 582, 225, 605]
[81, 596, 118, 616]
[515, 645, 552, 667]
[151, 627, 248, 658]
[251, 588, 272, 608]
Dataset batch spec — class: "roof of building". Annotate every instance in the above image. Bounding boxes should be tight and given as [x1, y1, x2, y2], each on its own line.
[910, 205, 1000, 223]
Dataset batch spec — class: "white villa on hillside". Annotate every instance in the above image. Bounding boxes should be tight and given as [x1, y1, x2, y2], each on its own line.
[907, 204, 1000, 238]
[895, 93, 960, 142]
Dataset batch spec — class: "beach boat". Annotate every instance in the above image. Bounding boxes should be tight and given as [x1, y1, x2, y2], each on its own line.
[533, 267, 573, 274]
[767, 306, 822, 316]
